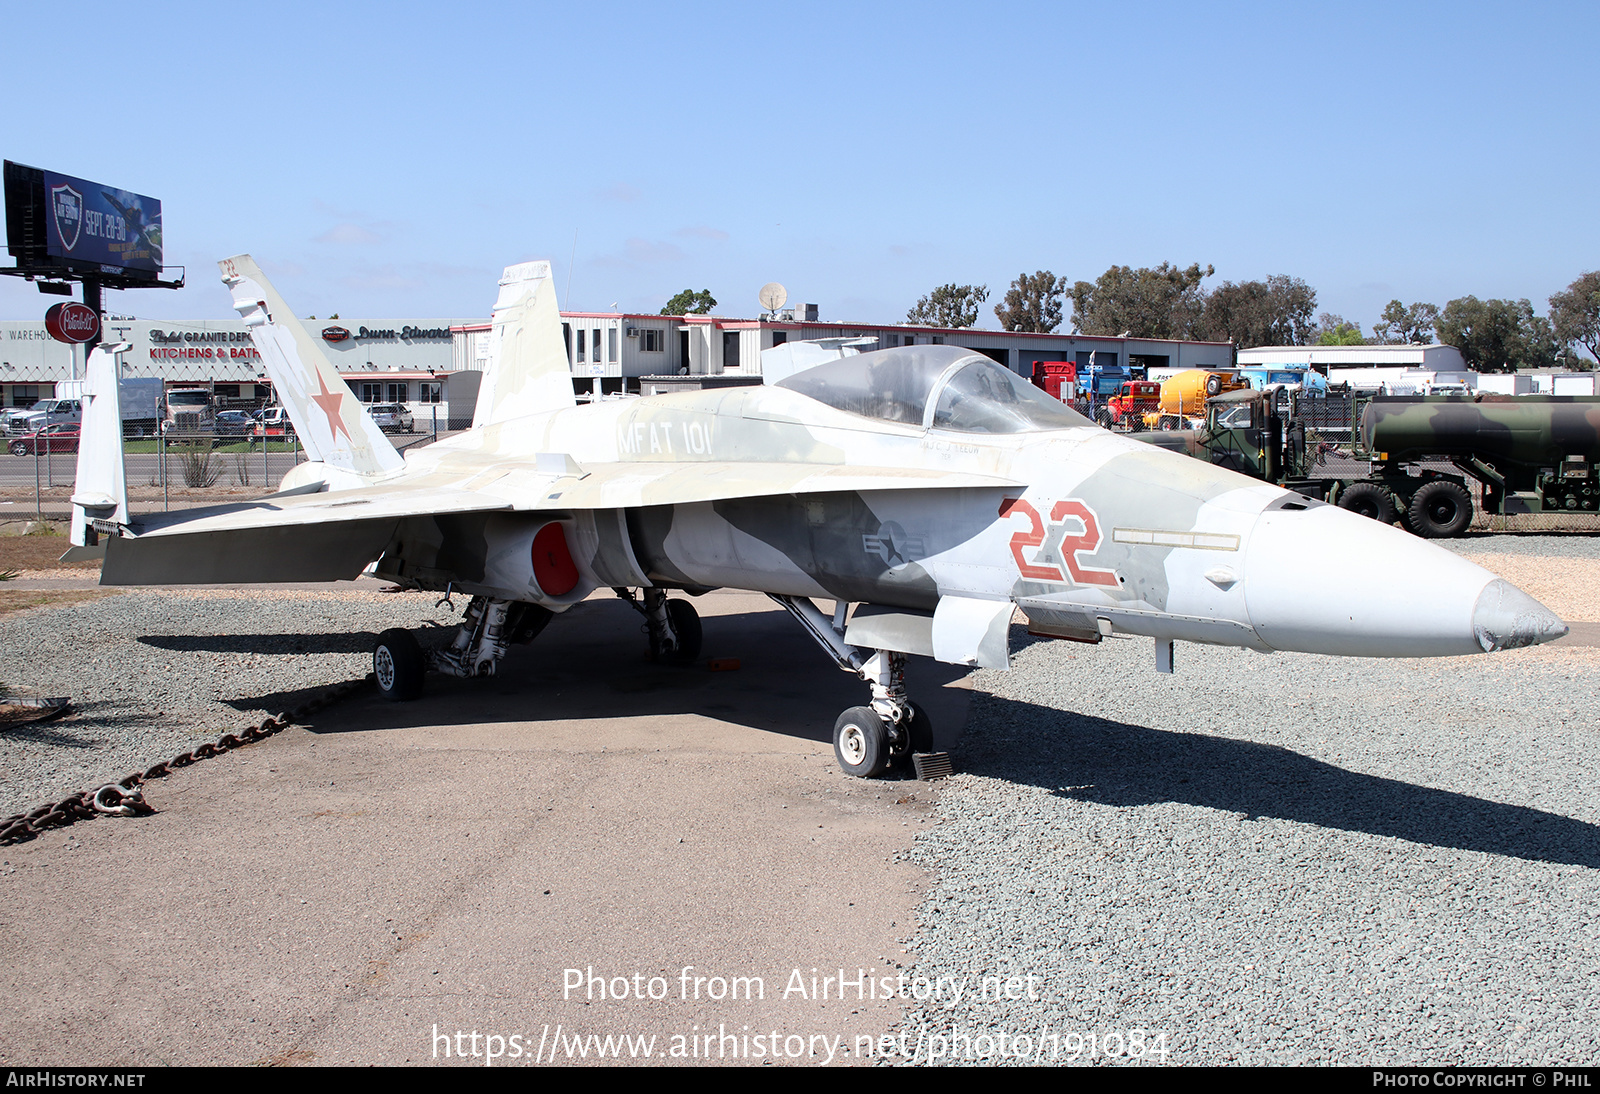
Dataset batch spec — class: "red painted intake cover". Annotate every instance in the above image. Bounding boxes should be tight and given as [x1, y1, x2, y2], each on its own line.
[530, 523, 580, 596]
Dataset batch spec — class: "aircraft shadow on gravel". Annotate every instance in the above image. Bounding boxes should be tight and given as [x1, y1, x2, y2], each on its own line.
[960, 696, 1600, 869]
[138, 632, 383, 655]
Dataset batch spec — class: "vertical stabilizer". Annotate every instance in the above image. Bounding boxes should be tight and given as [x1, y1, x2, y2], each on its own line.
[70, 343, 132, 547]
[472, 261, 575, 427]
[217, 255, 403, 477]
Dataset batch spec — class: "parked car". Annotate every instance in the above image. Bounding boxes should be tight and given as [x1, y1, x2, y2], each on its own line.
[7, 398, 82, 435]
[252, 407, 295, 437]
[368, 403, 414, 433]
[9, 422, 81, 456]
[215, 410, 254, 436]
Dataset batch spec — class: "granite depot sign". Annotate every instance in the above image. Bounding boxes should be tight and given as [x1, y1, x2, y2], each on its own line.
[140, 322, 458, 369]
[148, 328, 262, 362]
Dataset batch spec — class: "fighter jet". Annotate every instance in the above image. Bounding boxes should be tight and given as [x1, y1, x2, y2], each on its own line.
[68, 256, 1568, 778]
[99, 190, 161, 256]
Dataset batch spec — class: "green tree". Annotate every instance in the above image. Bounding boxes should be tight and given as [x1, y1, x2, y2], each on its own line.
[1435, 296, 1559, 372]
[905, 283, 988, 328]
[1069, 262, 1214, 339]
[660, 289, 717, 316]
[1201, 275, 1317, 347]
[1549, 271, 1600, 366]
[1312, 313, 1366, 346]
[994, 271, 1069, 333]
[1372, 300, 1438, 345]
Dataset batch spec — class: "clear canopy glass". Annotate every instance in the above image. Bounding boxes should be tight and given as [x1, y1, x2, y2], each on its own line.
[778, 346, 1091, 433]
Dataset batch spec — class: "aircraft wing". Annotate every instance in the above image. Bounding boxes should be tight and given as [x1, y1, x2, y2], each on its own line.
[100, 461, 1023, 586]
[472, 460, 1023, 510]
[102, 476, 514, 586]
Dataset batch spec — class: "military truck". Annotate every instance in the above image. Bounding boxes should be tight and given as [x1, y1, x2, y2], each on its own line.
[1141, 388, 1600, 537]
[1363, 395, 1600, 523]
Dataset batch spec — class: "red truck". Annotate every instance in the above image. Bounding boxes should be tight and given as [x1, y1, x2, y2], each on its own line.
[1101, 380, 1161, 430]
[1029, 360, 1078, 402]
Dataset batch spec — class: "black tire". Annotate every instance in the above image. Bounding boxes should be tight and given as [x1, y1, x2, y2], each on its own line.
[374, 628, 425, 701]
[1205, 374, 1222, 397]
[652, 598, 702, 664]
[899, 701, 934, 760]
[1095, 409, 1112, 429]
[1408, 480, 1473, 538]
[834, 705, 891, 778]
[1337, 482, 1395, 524]
[1159, 415, 1179, 431]
[8, 442, 25, 457]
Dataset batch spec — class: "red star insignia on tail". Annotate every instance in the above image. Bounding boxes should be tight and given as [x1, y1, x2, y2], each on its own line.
[311, 374, 352, 443]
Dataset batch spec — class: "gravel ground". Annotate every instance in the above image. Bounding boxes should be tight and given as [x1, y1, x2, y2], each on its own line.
[1443, 532, 1600, 559]
[0, 587, 456, 818]
[890, 536, 1600, 1066]
[3, 539, 1595, 1067]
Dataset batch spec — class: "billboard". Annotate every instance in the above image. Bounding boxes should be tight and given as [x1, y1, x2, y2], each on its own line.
[4, 161, 162, 281]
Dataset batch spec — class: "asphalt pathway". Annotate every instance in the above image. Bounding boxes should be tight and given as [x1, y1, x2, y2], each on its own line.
[0, 589, 970, 1067]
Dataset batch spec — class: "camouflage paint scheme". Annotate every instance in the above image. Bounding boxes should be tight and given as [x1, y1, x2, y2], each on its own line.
[1361, 396, 1600, 467]
[74, 258, 1566, 694]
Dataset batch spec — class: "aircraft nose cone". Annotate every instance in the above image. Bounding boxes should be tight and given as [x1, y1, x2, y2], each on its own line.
[1241, 501, 1567, 657]
[1472, 578, 1569, 652]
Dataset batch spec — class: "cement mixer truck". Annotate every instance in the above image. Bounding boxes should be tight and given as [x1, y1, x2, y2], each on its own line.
[1145, 369, 1251, 431]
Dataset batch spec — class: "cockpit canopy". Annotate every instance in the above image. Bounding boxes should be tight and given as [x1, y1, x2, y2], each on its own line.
[776, 346, 1092, 433]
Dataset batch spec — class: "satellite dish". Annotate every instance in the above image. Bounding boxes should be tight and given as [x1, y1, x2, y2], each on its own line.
[759, 282, 787, 316]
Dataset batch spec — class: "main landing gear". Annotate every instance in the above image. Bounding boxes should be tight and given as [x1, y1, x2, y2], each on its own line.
[614, 587, 703, 664]
[372, 589, 707, 701]
[373, 595, 553, 701]
[768, 595, 940, 779]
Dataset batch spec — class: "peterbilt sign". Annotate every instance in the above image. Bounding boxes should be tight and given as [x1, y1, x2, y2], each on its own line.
[44, 302, 100, 344]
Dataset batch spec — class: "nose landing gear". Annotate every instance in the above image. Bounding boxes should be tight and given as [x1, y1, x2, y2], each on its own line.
[768, 594, 947, 779]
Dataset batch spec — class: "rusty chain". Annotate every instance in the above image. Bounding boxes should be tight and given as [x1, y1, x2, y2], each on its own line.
[0, 674, 375, 846]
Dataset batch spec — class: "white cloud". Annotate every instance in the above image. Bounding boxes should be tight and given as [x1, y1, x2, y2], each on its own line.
[675, 225, 730, 241]
[316, 223, 384, 246]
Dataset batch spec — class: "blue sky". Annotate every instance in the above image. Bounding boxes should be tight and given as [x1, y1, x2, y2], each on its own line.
[3, 1, 1595, 331]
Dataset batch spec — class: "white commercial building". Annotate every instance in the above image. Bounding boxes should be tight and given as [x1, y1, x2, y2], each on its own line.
[454, 312, 1234, 394]
[0, 308, 1237, 417]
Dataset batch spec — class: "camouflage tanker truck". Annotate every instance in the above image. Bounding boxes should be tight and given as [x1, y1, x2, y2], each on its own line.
[1142, 388, 1600, 538]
